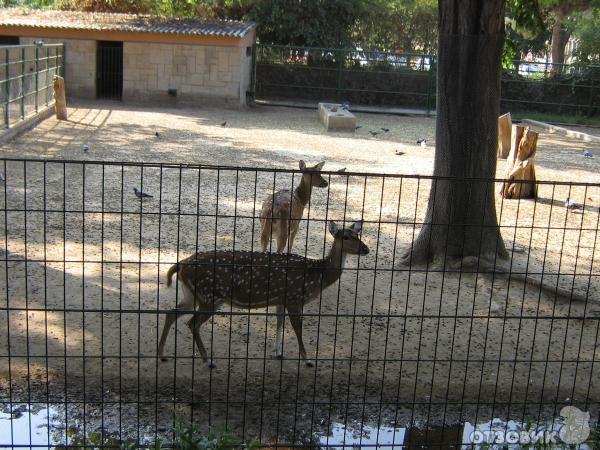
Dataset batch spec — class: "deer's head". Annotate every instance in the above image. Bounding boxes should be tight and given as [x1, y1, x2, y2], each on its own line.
[299, 160, 328, 188]
[329, 221, 369, 255]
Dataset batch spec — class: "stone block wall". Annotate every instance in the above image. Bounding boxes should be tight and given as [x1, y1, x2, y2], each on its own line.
[20, 37, 96, 99]
[123, 42, 252, 106]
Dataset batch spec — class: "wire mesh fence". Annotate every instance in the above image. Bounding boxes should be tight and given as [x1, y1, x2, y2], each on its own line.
[0, 44, 64, 132]
[252, 44, 600, 117]
[0, 158, 598, 448]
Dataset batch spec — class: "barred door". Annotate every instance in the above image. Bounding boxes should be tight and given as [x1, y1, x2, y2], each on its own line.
[96, 41, 123, 100]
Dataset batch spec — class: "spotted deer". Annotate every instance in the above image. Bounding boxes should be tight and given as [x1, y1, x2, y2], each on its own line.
[158, 221, 369, 368]
[260, 160, 328, 254]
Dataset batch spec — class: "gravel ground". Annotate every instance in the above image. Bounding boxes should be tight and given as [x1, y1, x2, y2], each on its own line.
[0, 101, 599, 445]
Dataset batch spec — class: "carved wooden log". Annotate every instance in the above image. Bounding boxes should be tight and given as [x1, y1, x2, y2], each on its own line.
[501, 126, 539, 199]
[53, 75, 67, 120]
[497, 112, 512, 158]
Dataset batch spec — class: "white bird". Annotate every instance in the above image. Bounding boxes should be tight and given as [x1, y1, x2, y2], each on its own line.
[565, 198, 580, 210]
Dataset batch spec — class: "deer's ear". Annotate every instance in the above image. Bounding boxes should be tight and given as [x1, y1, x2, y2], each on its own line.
[299, 160, 306, 170]
[315, 161, 325, 171]
[328, 221, 339, 236]
[350, 221, 363, 234]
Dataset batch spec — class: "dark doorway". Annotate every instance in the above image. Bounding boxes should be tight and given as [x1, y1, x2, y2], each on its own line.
[96, 41, 123, 100]
[0, 36, 19, 45]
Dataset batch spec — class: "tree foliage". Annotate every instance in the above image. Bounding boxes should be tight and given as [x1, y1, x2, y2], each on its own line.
[353, 0, 437, 52]
[247, 0, 366, 47]
[571, 5, 600, 63]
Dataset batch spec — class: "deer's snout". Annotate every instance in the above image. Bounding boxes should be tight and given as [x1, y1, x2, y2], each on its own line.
[359, 243, 370, 255]
[319, 179, 328, 188]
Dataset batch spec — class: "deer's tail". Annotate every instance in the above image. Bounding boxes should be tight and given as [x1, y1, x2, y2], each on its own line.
[166, 264, 179, 287]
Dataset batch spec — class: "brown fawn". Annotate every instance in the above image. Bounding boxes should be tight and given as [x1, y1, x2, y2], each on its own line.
[158, 220, 369, 368]
[259, 160, 328, 254]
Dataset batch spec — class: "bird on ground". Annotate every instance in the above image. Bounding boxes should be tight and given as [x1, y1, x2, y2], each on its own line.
[355, 126, 362, 130]
[395, 150, 405, 156]
[565, 198, 581, 210]
[220, 121, 227, 127]
[155, 132, 160, 138]
[583, 149, 592, 158]
[82, 144, 89, 153]
[381, 127, 390, 132]
[134, 187, 153, 199]
[417, 138, 427, 146]
[369, 130, 379, 136]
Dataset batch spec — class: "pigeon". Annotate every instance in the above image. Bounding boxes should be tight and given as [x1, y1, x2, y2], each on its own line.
[583, 149, 592, 158]
[220, 121, 227, 127]
[355, 126, 362, 130]
[0, 173, 4, 182]
[33, 40, 45, 47]
[565, 198, 580, 210]
[155, 132, 160, 138]
[82, 144, 89, 153]
[133, 187, 153, 199]
[369, 130, 379, 137]
[341, 101, 350, 110]
[381, 127, 390, 132]
[337, 167, 347, 172]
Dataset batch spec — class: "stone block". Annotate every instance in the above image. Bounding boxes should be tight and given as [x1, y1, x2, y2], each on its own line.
[318, 102, 356, 132]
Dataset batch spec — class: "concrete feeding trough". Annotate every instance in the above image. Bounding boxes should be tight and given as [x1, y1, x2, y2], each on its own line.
[318, 102, 356, 132]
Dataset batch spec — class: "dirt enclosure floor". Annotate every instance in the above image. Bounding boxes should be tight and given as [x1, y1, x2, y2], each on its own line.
[0, 101, 599, 445]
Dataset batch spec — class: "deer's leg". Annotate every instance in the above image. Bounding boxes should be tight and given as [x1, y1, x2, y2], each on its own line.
[287, 221, 299, 253]
[158, 282, 195, 361]
[274, 304, 285, 359]
[286, 304, 314, 367]
[260, 218, 271, 252]
[186, 304, 215, 368]
[276, 220, 289, 253]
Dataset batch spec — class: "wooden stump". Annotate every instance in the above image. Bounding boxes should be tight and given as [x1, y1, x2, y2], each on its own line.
[500, 126, 539, 199]
[497, 112, 512, 158]
[53, 75, 67, 120]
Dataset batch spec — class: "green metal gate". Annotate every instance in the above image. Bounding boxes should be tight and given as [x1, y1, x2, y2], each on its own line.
[0, 43, 64, 131]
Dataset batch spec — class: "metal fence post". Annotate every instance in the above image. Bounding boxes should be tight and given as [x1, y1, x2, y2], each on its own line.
[425, 56, 436, 116]
[4, 48, 8, 128]
[35, 46, 39, 113]
[588, 65, 597, 117]
[250, 43, 257, 102]
[20, 46, 25, 120]
[336, 50, 344, 101]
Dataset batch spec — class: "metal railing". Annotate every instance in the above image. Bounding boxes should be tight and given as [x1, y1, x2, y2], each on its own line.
[253, 44, 599, 117]
[0, 158, 598, 448]
[0, 44, 64, 132]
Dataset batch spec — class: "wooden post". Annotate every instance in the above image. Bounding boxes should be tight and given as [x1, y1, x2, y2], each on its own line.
[53, 75, 67, 120]
[500, 126, 539, 199]
[497, 112, 512, 158]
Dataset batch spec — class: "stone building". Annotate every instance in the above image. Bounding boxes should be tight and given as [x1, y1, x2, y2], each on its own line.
[0, 8, 256, 107]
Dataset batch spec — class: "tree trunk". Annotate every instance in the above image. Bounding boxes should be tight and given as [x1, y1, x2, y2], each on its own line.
[403, 1, 508, 266]
[551, 8, 570, 71]
[53, 75, 67, 121]
[501, 126, 539, 199]
[497, 112, 512, 159]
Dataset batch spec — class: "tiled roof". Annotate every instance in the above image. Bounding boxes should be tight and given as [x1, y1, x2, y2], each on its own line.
[0, 8, 255, 38]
